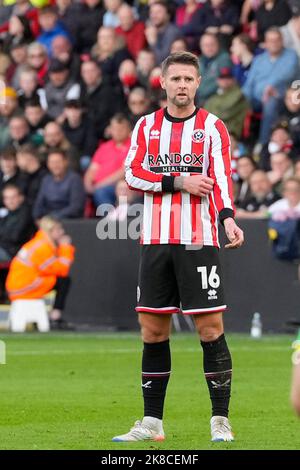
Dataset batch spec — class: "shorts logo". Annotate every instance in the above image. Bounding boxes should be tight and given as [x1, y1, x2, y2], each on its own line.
[208, 289, 217, 300]
[137, 286, 141, 302]
[150, 129, 160, 140]
[192, 129, 205, 143]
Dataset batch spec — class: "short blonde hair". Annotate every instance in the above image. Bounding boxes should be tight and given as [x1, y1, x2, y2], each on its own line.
[39, 216, 61, 234]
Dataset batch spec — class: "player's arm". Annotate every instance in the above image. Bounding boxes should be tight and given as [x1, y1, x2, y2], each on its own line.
[125, 117, 215, 195]
[125, 117, 165, 193]
[209, 119, 244, 249]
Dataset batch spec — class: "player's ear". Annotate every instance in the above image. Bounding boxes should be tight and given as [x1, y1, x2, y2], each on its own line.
[160, 75, 165, 90]
[197, 75, 202, 87]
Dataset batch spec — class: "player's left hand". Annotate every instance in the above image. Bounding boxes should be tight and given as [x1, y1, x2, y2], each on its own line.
[223, 217, 244, 249]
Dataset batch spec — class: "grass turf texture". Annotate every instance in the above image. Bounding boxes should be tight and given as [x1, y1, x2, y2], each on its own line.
[0, 332, 298, 450]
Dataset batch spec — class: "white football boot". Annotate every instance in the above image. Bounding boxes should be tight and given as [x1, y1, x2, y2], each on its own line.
[210, 416, 234, 442]
[112, 417, 165, 442]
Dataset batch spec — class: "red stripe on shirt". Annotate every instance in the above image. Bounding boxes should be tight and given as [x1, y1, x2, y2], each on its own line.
[212, 119, 234, 212]
[150, 110, 165, 243]
[131, 116, 163, 184]
[208, 193, 218, 247]
[169, 121, 184, 243]
[190, 110, 206, 244]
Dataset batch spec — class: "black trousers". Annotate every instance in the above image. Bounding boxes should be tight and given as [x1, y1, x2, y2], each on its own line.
[53, 277, 71, 310]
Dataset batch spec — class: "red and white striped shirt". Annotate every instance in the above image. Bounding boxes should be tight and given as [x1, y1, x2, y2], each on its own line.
[125, 107, 235, 246]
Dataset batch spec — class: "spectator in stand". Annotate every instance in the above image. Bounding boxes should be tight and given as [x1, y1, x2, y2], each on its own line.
[37, 5, 71, 56]
[0, 148, 23, 207]
[205, 66, 249, 139]
[240, 0, 263, 27]
[24, 98, 51, 141]
[41, 121, 79, 170]
[268, 176, 300, 220]
[26, 42, 48, 87]
[44, 58, 80, 121]
[91, 26, 131, 85]
[234, 155, 257, 208]
[145, 1, 181, 64]
[230, 33, 256, 87]
[277, 87, 300, 153]
[80, 59, 118, 141]
[16, 65, 45, 109]
[115, 2, 146, 59]
[136, 48, 156, 89]
[236, 169, 281, 218]
[197, 32, 232, 105]
[260, 124, 298, 170]
[170, 37, 189, 53]
[16, 144, 48, 208]
[107, 179, 140, 221]
[147, 64, 165, 106]
[74, 0, 104, 54]
[175, 0, 203, 31]
[255, 0, 292, 43]
[62, 99, 98, 170]
[267, 151, 294, 194]
[0, 0, 39, 38]
[2, 14, 33, 54]
[0, 42, 11, 79]
[294, 158, 300, 179]
[51, 35, 81, 81]
[0, 87, 19, 151]
[118, 59, 140, 98]
[242, 27, 299, 145]
[103, 0, 123, 28]
[280, 4, 300, 59]
[229, 132, 248, 181]
[55, 0, 82, 44]
[5, 215, 75, 330]
[8, 114, 34, 150]
[0, 184, 34, 262]
[33, 148, 85, 220]
[5, 39, 27, 88]
[84, 113, 131, 206]
[126, 87, 153, 126]
[180, 0, 239, 47]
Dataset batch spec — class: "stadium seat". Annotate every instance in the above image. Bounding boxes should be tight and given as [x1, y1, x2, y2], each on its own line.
[9, 299, 50, 333]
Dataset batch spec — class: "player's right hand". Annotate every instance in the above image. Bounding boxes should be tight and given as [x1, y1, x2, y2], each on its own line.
[182, 175, 214, 196]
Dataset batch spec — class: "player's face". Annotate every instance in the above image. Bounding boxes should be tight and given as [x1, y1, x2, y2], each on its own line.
[160, 64, 201, 109]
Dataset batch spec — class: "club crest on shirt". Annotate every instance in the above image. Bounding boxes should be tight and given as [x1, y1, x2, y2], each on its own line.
[192, 129, 205, 143]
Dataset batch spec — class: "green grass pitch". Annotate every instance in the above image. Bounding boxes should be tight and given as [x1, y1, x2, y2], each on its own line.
[0, 332, 299, 450]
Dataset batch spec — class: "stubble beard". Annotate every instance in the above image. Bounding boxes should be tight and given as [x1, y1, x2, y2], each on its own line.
[170, 95, 192, 108]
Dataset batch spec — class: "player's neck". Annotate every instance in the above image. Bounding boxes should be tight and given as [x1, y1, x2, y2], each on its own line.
[166, 103, 196, 119]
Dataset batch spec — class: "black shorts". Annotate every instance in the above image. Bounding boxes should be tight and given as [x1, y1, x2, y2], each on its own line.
[136, 245, 226, 315]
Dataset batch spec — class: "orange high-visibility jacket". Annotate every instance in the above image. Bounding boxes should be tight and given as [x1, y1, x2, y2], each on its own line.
[6, 229, 75, 300]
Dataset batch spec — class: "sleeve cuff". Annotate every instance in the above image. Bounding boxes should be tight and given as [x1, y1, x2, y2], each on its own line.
[162, 175, 176, 193]
[219, 208, 234, 225]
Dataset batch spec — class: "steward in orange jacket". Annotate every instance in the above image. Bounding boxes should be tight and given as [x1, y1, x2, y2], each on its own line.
[6, 217, 75, 301]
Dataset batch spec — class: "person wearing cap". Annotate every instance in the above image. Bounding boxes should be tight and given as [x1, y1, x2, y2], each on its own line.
[44, 58, 80, 120]
[205, 66, 249, 139]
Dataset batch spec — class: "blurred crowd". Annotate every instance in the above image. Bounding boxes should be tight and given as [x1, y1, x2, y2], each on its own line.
[1, 0, 300, 270]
